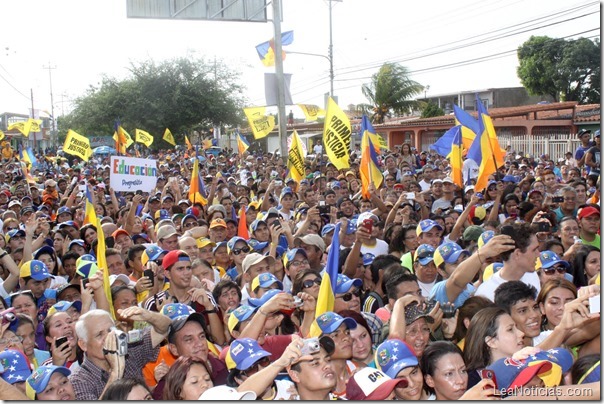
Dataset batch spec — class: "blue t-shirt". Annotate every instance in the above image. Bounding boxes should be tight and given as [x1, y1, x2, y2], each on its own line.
[429, 280, 475, 309]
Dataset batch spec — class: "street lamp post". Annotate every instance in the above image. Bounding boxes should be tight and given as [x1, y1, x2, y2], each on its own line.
[424, 85, 430, 100]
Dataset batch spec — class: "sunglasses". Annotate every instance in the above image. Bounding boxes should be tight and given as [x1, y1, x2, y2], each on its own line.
[302, 278, 322, 289]
[542, 266, 566, 275]
[10, 236, 25, 240]
[183, 221, 197, 228]
[241, 356, 271, 377]
[337, 288, 362, 302]
[231, 246, 251, 256]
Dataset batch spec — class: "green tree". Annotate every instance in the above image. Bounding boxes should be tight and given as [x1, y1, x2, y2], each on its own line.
[517, 36, 600, 103]
[420, 102, 445, 118]
[360, 63, 424, 124]
[59, 56, 247, 148]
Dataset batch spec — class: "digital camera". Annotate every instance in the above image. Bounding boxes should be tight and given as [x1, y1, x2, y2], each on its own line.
[301, 338, 321, 356]
[114, 329, 129, 356]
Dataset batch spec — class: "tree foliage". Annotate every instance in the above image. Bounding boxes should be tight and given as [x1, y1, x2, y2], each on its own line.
[360, 63, 424, 124]
[421, 102, 445, 118]
[59, 55, 247, 147]
[517, 36, 600, 103]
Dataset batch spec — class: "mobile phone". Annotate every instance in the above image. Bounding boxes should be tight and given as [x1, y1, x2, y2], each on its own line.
[362, 219, 373, 233]
[55, 336, 68, 348]
[589, 294, 600, 314]
[405, 192, 415, 200]
[144, 269, 155, 287]
[552, 196, 564, 203]
[499, 225, 516, 244]
[336, 211, 344, 219]
[318, 201, 330, 215]
[479, 369, 498, 390]
[475, 192, 484, 199]
[537, 222, 550, 232]
[82, 278, 91, 290]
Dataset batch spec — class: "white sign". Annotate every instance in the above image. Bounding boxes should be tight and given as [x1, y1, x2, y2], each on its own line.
[110, 156, 158, 192]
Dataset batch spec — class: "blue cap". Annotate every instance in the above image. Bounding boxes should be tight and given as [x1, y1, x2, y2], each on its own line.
[502, 175, 518, 183]
[487, 180, 498, 188]
[346, 220, 357, 235]
[228, 305, 257, 333]
[161, 303, 196, 320]
[33, 245, 55, 260]
[316, 311, 357, 335]
[156, 209, 170, 220]
[362, 253, 375, 266]
[487, 357, 553, 391]
[321, 224, 336, 237]
[142, 245, 165, 265]
[228, 338, 271, 371]
[433, 242, 468, 268]
[248, 289, 283, 308]
[251, 273, 283, 292]
[44, 289, 57, 300]
[335, 274, 363, 294]
[58, 220, 78, 229]
[536, 251, 570, 271]
[283, 248, 307, 268]
[280, 187, 294, 200]
[416, 219, 443, 236]
[250, 219, 267, 232]
[578, 361, 600, 385]
[19, 260, 51, 281]
[478, 230, 495, 248]
[248, 239, 269, 252]
[181, 213, 197, 224]
[227, 236, 249, 254]
[57, 206, 72, 216]
[330, 181, 341, 190]
[0, 349, 31, 385]
[413, 244, 435, 266]
[68, 239, 85, 250]
[526, 348, 574, 374]
[375, 339, 419, 379]
[25, 366, 71, 400]
[213, 241, 228, 253]
[7, 229, 25, 240]
[47, 300, 82, 317]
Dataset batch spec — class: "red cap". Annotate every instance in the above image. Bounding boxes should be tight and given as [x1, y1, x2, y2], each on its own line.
[162, 250, 190, 270]
[578, 206, 600, 220]
[345, 368, 407, 400]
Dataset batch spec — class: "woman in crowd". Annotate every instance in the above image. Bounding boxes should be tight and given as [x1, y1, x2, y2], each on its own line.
[42, 311, 79, 369]
[100, 378, 153, 400]
[163, 357, 214, 400]
[570, 245, 601, 287]
[537, 279, 577, 332]
[10, 290, 47, 351]
[339, 310, 375, 367]
[79, 224, 97, 252]
[14, 313, 50, 369]
[25, 365, 75, 400]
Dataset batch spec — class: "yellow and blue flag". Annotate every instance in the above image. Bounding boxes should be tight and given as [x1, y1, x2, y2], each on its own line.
[449, 127, 464, 188]
[255, 31, 294, 67]
[188, 158, 208, 205]
[360, 115, 383, 199]
[476, 97, 506, 169]
[95, 217, 115, 319]
[453, 105, 478, 150]
[83, 184, 98, 226]
[236, 132, 250, 156]
[309, 222, 341, 337]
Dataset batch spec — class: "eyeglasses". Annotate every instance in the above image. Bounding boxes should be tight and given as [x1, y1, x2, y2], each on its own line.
[0, 336, 23, 346]
[405, 326, 431, 338]
[231, 246, 251, 255]
[542, 266, 566, 275]
[290, 259, 309, 267]
[10, 236, 24, 240]
[241, 356, 271, 377]
[337, 288, 362, 301]
[302, 278, 322, 289]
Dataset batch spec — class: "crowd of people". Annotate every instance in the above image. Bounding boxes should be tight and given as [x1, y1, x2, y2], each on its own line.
[0, 128, 600, 401]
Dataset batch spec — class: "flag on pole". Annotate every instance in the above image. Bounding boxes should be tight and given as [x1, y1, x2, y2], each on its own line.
[243, 107, 276, 140]
[287, 130, 306, 183]
[453, 105, 478, 150]
[255, 31, 294, 67]
[360, 118, 383, 199]
[83, 184, 98, 226]
[322, 97, 351, 170]
[297, 104, 325, 122]
[309, 222, 341, 337]
[237, 207, 250, 239]
[185, 135, 193, 151]
[135, 129, 154, 147]
[236, 132, 250, 157]
[163, 128, 176, 146]
[188, 158, 208, 205]
[360, 115, 385, 155]
[95, 217, 115, 319]
[63, 130, 92, 161]
[449, 127, 464, 189]
[113, 123, 133, 154]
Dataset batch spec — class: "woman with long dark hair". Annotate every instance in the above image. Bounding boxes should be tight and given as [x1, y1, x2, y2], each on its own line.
[100, 378, 153, 400]
[163, 357, 214, 400]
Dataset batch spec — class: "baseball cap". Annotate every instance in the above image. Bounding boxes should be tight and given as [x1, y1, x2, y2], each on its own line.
[362, 253, 376, 266]
[0, 349, 31, 385]
[482, 262, 503, 282]
[227, 236, 249, 254]
[282, 248, 307, 268]
[487, 357, 552, 391]
[33, 245, 55, 261]
[468, 206, 487, 225]
[433, 242, 469, 268]
[502, 175, 518, 183]
[131, 233, 150, 243]
[577, 128, 591, 138]
[156, 225, 178, 240]
[464, 185, 475, 193]
[525, 348, 574, 387]
[58, 220, 79, 230]
[196, 238, 216, 249]
[280, 187, 294, 200]
[404, 303, 434, 326]
[316, 311, 357, 335]
[20, 260, 51, 281]
[210, 218, 227, 229]
[75, 260, 98, 279]
[336, 196, 352, 209]
[241, 253, 275, 274]
[578, 206, 600, 220]
[416, 219, 443, 236]
[168, 311, 207, 343]
[346, 367, 408, 400]
[413, 244, 435, 266]
[251, 273, 283, 292]
[109, 274, 131, 286]
[25, 366, 71, 400]
[321, 224, 336, 237]
[227, 305, 257, 333]
[226, 338, 271, 371]
[154, 209, 170, 221]
[56, 283, 81, 300]
[535, 250, 570, 271]
[477, 230, 495, 248]
[250, 219, 267, 233]
[335, 273, 363, 294]
[294, 234, 326, 252]
[161, 303, 196, 320]
[247, 289, 283, 308]
[177, 199, 191, 207]
[375, 339, 419, 379]
[141, 245, 166, 266]
[162, 250, 190, 271]
[111, 228, 130, 240]
[47, 300, 83, 317]
[162, 194, 174, 202]
[6, 229, 26, 240]
[198, 386, 257, 401]
[577, 360, 600, 385]
[463, 225, 484, 242]
[8, 200, 21, 208]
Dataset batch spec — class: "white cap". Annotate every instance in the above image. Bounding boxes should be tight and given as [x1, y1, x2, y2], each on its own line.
[109, 274, 131, 287]
[442, 177, 454, 184]
[464, 185, 475, 193]
[198, 386, 256, 400]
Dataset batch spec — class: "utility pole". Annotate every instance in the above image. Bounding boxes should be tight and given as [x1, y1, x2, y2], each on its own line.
[328, 0, 335, 98]
[43, 62, 57, 147]
[30, 88, 36, 150]
[272, 0, 288, 163]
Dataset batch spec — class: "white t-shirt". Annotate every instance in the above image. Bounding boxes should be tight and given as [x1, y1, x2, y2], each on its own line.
[463, 159, 479, 185]
[360, 239, 389, 257]
[313, 144, 323, 156]
[418, 279, 437, 298]
[474, 271, 541, 302]
[419, 179, 431, 191]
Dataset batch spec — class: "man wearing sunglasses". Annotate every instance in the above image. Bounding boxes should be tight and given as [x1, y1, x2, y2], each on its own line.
[224, 236, 251, 281]
[535, 250, 572, 286]
[334, 274, 363, 313]
[282, 248, 310, 293]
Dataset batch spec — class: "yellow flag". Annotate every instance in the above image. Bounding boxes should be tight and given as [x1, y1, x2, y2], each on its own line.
[243, 107, 275, 139]
[8, 120, 32, 137]
[163, 128, 176, 146]
[287, 130, 306, 182]
[135, 129, 154, 147]
[63, 130, 92, 161]
[297, 104, 325, 122]
[0, 130, 4, 141]
[29, 119, 42, 133]
[113, 126, 134, 149]
[95, 217, 115, 319]
[322, 97, 351, 170]
[185, 135, 193, 151]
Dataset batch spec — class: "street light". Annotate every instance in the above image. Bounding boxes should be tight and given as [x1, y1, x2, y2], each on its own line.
[424, 85, 430, 100]
[287, 50, 333, 97]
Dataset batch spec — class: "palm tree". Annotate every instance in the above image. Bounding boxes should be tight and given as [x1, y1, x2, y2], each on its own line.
[360, 63, 424, 124]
